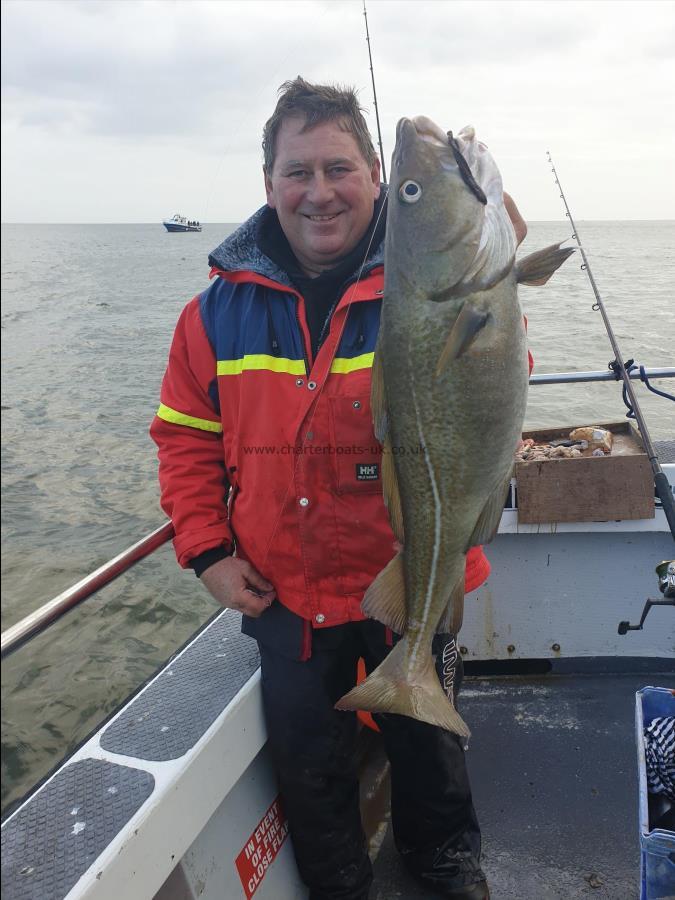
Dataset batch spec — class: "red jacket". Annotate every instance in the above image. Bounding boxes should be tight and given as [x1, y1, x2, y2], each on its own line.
[151, 210, 493, 627]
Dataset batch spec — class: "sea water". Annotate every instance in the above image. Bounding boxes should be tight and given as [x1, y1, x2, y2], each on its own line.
[1, 220, 674, 811]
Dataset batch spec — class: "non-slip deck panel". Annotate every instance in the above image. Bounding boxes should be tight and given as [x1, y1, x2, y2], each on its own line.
[1, 759, 154, 900]
[654, 439, 675, 464]
[100, 610, 260, 760]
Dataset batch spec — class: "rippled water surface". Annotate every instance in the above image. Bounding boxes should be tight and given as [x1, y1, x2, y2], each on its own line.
[1, 221, 674, 811]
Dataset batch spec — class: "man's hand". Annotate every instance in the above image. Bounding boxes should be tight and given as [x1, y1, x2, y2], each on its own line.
[503, 192, 527, 246]
[200, 557, 276, 617]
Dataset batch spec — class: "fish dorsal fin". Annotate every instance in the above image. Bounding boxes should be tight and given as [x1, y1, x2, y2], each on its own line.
[516, 242, 575, 286]
[466, 469, 513, 549]
[436, 573, 466, 635]
[436, 301, 490, 376]
[361, 552, 407, 635]
[383, 436, 404, 543]
[371, 344, 388, 443]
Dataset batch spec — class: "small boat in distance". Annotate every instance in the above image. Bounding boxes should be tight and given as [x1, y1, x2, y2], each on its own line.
[162, 214, 202, 233]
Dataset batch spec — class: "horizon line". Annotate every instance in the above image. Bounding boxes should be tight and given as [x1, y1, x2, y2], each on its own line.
[3, 218, 675, 226]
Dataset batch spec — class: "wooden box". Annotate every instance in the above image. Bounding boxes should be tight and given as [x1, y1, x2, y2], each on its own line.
[515, 421, 654, 524]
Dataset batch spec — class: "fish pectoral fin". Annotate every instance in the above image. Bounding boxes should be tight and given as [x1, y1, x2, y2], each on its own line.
[371, 343, 388, 443]
[438, 473, 512, 635]
[437, 573, 465, 634]
[466, 469, 513, 549]
[436, 302, 490, 376]
[383, 436, 404, 543]
[516, 242, 575, 286]
[362, 552, 407, 634]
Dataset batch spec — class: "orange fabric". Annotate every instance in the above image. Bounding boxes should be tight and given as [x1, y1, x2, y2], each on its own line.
[356, 658, 379, 732]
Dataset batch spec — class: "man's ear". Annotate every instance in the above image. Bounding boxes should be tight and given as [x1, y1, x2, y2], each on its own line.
[371, 157, 382, 195]
[263, 166, 276, 209]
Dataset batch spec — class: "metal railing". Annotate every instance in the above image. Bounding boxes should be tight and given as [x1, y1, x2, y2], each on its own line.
[1, 522, 174, 659]
[530, 366, 674, 385]
[1, 366, 673, 659]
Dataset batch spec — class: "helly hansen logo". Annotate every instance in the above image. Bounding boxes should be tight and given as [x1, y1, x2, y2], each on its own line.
[356, 463, 380, 481]
[441, 638, 458, 702]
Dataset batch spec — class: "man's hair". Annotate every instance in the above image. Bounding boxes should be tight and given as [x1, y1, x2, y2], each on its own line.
[262, 76, 377, 174]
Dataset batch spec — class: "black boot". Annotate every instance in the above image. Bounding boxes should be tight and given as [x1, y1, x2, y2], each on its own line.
[440, 881, 490, 900]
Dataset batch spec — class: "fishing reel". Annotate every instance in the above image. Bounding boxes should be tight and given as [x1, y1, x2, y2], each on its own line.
[618, 560, 675, 634]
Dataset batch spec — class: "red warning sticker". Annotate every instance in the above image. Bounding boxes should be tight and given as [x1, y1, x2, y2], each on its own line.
[235, 796, 290, 899]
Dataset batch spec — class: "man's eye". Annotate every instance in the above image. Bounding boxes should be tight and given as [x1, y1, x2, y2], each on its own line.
[287, 170, 307, 178]
[330, 167, 349, 175]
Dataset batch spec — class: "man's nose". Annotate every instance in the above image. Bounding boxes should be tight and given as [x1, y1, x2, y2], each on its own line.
[306, 172, 334, 205]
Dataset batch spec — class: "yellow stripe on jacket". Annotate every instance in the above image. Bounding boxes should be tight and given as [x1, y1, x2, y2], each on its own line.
[217, 354, 306, 376]
[156, 403, 222, 433]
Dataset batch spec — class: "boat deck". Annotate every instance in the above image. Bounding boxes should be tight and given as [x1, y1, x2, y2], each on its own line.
[366, 670, 674, 899]
[2, 605, 672, 900]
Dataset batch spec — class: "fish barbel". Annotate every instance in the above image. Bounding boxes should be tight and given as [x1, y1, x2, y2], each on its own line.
[336, 116, 573, 735]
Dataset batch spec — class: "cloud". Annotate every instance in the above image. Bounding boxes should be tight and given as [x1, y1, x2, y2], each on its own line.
[1, 0, 674, 222]
[1, 0, 339, 141]
[369, 0, 590, 67]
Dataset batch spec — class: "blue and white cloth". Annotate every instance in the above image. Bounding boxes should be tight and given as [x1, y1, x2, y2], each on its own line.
[645, 716, 675, 802]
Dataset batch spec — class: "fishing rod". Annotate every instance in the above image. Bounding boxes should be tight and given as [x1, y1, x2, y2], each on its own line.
[363, 1, 387, 183]
[547, 151, 675, 540]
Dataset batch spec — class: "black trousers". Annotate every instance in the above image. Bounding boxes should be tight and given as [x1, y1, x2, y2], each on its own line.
[245, 608, 484, 899]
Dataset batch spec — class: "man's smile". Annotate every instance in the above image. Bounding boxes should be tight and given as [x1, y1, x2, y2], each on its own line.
[304, 213, 342, 221]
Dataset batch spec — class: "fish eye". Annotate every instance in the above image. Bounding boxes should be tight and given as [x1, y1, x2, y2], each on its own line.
[399, 180, 422, 203]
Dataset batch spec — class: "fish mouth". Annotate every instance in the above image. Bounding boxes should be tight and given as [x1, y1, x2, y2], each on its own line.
[396, 116, 487, 207]
[412, 115, 450, 147]
[396, 116, 449, 149]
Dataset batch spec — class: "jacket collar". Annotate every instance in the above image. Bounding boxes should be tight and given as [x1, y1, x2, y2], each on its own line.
[208, 204, 385, 289]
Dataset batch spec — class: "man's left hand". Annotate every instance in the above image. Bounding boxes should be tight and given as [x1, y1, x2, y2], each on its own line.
[504, 192, 527, 246]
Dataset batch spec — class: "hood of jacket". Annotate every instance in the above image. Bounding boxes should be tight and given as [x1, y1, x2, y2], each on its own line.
[207, 204, 386, 289]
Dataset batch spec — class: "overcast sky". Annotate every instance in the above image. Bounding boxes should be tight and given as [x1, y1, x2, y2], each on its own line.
[2, 0, 674, 223]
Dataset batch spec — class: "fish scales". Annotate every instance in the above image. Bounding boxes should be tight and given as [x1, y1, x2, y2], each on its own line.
[336, 116, 573, 735]
[385, 276, 528, 673]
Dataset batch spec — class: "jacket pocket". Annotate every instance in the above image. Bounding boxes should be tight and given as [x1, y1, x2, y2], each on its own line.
[328, 396, 382, 495]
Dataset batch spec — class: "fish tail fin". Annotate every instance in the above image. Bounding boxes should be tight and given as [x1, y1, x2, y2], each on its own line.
[335, 639, 470, 738]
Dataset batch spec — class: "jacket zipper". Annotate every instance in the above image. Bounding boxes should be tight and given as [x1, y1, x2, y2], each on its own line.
[292, 295, 312, 374]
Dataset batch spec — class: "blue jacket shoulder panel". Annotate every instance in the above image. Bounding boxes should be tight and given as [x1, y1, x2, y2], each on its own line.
[198, 199, 387, 369]
[198, 278, 307, 365]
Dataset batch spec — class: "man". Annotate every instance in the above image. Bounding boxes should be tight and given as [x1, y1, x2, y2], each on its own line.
[151, 77, 527, 900]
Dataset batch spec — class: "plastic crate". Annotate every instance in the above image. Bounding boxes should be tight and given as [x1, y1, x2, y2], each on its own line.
[636, 686, 675, 899]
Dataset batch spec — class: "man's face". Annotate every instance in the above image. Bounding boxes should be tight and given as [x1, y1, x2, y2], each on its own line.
[264, 117, 381, 275]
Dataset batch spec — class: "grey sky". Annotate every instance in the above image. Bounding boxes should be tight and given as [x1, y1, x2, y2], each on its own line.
[2, 0, 674, 223]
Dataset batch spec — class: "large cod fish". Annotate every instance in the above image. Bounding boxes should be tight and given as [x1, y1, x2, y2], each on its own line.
[336, 116, 573, 736]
